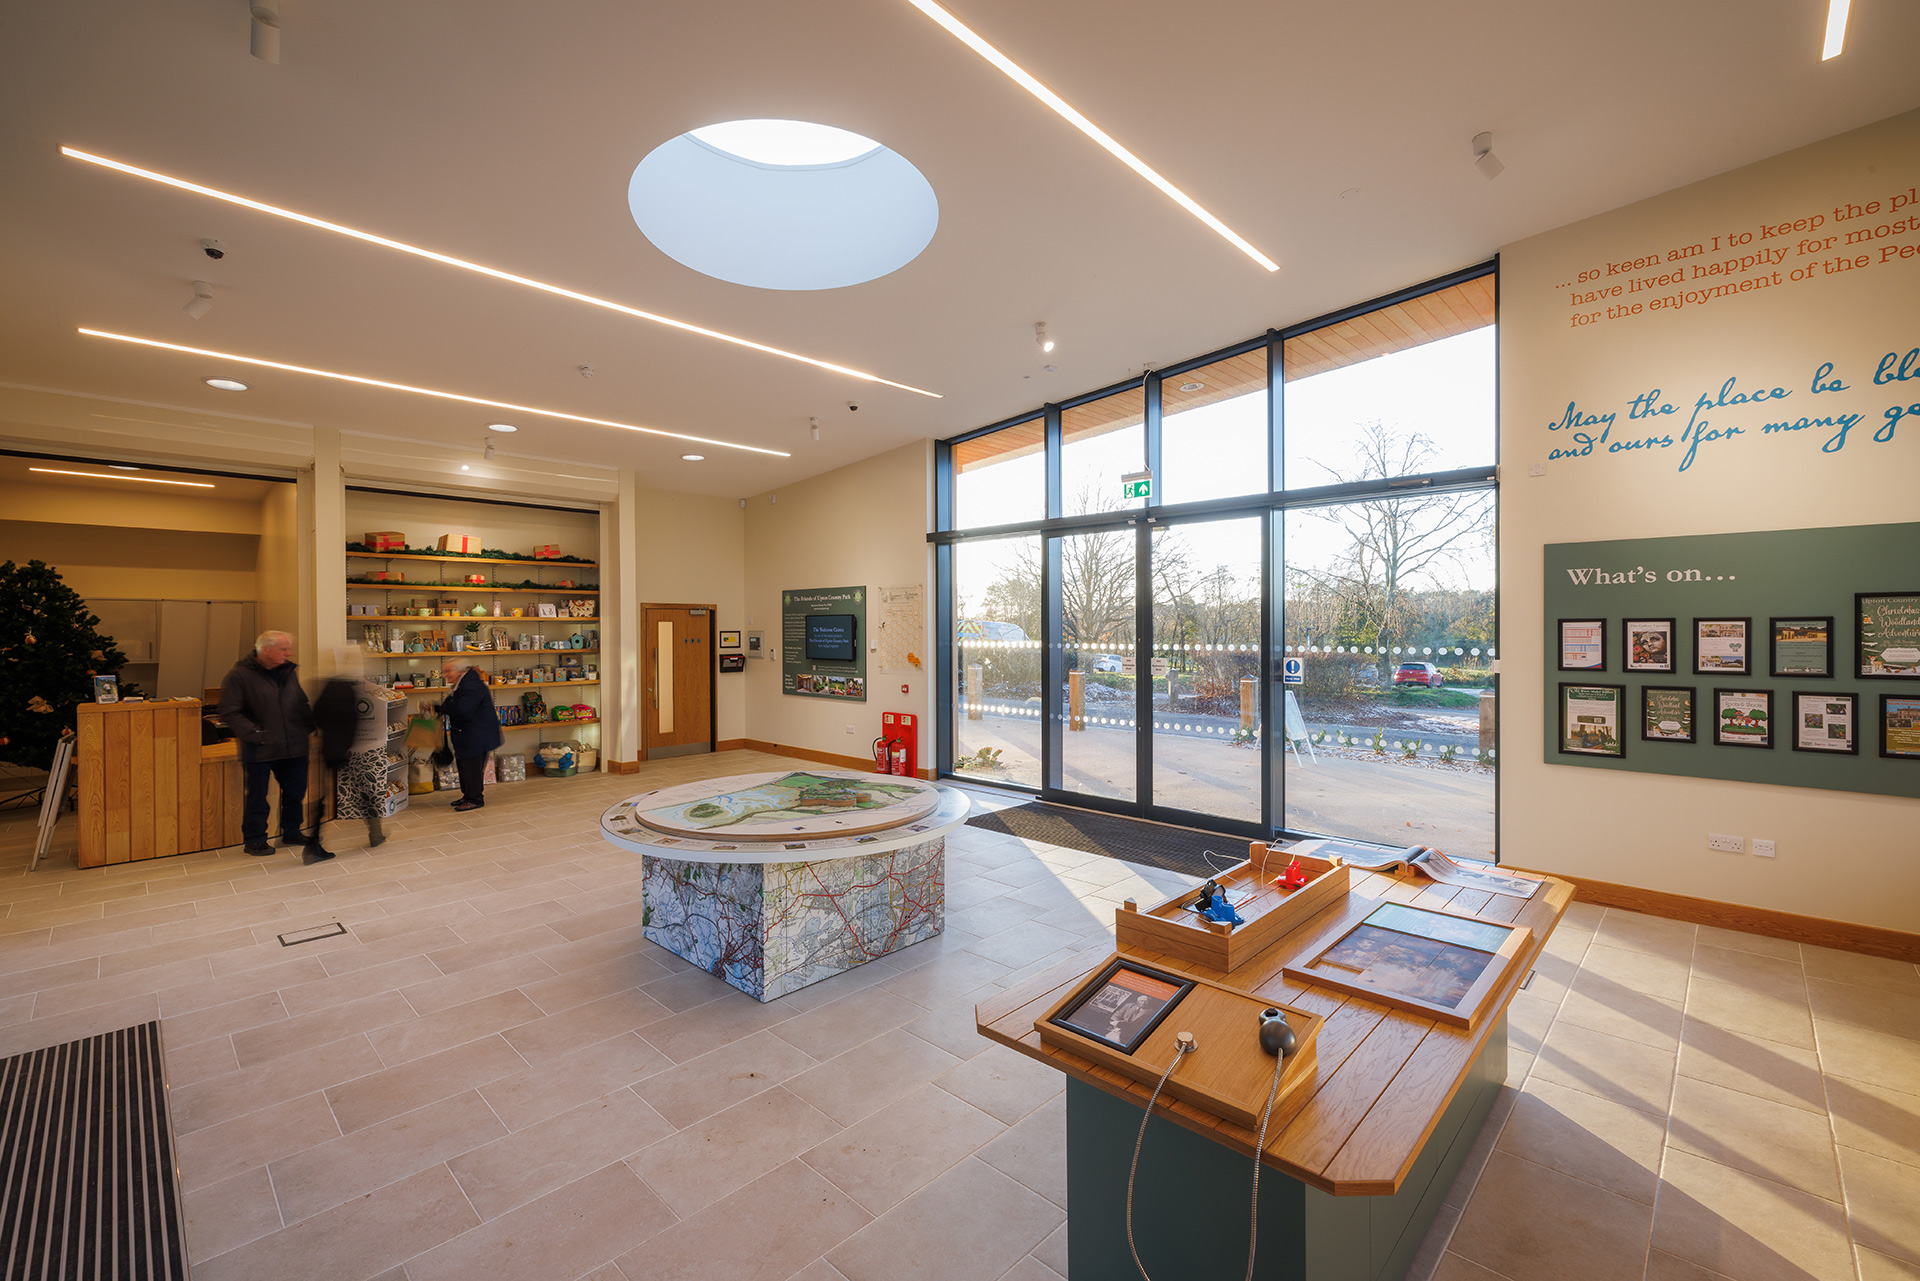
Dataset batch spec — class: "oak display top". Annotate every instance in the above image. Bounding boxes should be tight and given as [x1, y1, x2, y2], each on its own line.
[975, 855, 1572, 1197]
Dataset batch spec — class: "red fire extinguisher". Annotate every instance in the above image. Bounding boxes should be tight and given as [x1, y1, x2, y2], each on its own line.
[873, 736, 891, 773]
[890, 741, 909, 775]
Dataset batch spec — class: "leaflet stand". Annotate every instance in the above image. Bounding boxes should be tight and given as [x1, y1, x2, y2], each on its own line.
[31, 735, 76, 873]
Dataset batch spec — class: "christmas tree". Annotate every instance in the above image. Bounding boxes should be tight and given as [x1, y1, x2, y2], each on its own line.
[0, 560, 138, 768]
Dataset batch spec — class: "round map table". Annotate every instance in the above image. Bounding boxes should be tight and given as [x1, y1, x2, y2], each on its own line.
[599, 770, 970, 1001]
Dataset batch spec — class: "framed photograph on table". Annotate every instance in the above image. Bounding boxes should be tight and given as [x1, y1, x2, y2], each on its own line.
[1791, 691, 1857, 755]
[1045, 957, 1193, 1054]
[1770, 617, 1834, 678]
[1282, 901, 1530, 1030]
[1558, 619, 1607, 671]
[1881, 694, 1920, 760]
[1641, 686, 1696, 743]
[1624, 618, 1675, 673]
[1857, 592, 1920, 678]
[1713, 688, 1774, 748]
[1694, 618, 1750, 676]
[1559, 683, 1625, 757]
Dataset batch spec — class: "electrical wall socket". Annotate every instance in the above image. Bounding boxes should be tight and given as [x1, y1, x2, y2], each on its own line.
[1752, 838, 1777, 858]
[1707, 832, 1744, 853]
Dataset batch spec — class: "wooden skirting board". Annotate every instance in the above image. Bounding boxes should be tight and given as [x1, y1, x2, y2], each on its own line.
[736, 739, 935, 780]
[1506, 865, 1920, 963]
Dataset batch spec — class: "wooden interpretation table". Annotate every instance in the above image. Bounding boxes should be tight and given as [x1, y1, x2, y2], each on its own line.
[76, 699, 246, 867]
[977, 843, 1572, 1281]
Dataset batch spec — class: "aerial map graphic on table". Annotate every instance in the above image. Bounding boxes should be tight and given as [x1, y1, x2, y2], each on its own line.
[637, 771, 938, 841]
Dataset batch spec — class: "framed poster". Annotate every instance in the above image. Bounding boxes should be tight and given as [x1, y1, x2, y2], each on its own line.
[1694, 618, 1750, 676]
[1281, 902, 1530, 1030]
[1882, 694, 1920, 760]
[1714, 688, 1774, 748]
[1858, 592, 1920, 678]
[718, 630, 741, 649]
[1046, 957, 1193, 1054]
[1769, 617, 1833, 678]
[1624, 618, 1675, 673]
[1641, 686, 1696, 743]
[1559, 683, 1625, 757]
[1792, 691, 1857, 755]
[1558, 619, 1607, 671]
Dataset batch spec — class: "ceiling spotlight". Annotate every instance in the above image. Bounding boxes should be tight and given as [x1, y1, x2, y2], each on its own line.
[1179, 381, 1204, 392]
[250, 2, 281, 63]
[487, 422, 518, 433]
[1472, 132, 1504, 181]
[809, 416, 821, 443]
[578, 365, 595, 380]
[1035, 322, 1054, 354]
[183, 280, 214, 320]
[459, 464, 470, 471]
[483, 438, 496, 461]
[203, 376, 249, 391]
[681, 454, 705, 462]
[1822, 0, 1850, 58]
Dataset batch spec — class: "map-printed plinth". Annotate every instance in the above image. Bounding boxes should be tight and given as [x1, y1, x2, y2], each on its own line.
[640, 838, 944, 1000]
[600, 771, 969, 1002]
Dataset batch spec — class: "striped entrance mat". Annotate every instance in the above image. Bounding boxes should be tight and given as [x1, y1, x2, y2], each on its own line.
[964, 803, 1257, 879]
[0, 1022, 188, 1280]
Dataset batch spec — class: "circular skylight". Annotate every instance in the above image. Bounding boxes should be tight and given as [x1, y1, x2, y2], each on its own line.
[630, 119, 938, 291]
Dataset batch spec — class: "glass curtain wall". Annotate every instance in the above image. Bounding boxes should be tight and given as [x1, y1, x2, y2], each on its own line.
[936, 267, 1498, 848]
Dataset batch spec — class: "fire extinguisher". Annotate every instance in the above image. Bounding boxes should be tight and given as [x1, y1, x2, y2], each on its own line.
[890, 741, 908, 776]
[873, 736, 891, 773]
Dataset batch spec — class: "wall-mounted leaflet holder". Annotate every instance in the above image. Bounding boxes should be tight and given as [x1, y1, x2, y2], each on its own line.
[718, 654, 745, 673]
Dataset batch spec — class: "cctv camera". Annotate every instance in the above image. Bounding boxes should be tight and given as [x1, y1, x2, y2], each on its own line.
[847, 400, 860, 412]
[201, 239, 225, 260]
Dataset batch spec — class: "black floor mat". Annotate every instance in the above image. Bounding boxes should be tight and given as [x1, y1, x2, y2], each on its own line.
[964, 804, 1257, 879]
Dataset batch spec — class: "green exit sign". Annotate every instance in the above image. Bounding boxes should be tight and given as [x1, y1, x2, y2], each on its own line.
[1121, 471, 1153, 500]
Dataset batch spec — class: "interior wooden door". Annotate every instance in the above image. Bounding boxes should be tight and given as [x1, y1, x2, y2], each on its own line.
[642, 605, 714, 758]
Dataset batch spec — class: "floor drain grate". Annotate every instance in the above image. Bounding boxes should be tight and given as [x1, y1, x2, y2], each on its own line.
[278, 922, 348, 947]
[0, 1021, 188, 1279]
[1520, 969, 1536, 990]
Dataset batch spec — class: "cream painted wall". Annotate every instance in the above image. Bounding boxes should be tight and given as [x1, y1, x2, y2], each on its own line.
[0, 520, 259, 601]
[255, 483, 301, 650]
[631, 487, 747, 743]
[1499, 110, 1920, 930]
[742, 442, 934, 769]
[1, 481, 267, 535]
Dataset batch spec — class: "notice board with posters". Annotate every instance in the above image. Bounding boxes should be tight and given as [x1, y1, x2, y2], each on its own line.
[1543, 523, 1920, 798]
[782, 585, 867, 701]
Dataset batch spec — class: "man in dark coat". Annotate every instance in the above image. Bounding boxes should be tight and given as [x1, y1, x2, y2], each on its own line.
[218, 630, 332, 861]
[439, 660, 502, 811]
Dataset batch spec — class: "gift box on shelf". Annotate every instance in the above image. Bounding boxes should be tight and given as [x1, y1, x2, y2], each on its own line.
[364, 531, 407, 551]
[365, 571, 406, 583]
[532, 544, 561, 559]
[437, 534, 482, 554]
[462, 574, 487, 584]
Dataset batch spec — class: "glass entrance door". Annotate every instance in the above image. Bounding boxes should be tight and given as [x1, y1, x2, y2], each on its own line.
[1051, 528, 1138, 803]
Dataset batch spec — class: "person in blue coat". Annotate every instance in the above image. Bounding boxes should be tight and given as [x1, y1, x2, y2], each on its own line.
[438, 659, 502, 811]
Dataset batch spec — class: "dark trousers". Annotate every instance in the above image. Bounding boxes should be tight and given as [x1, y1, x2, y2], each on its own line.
[456, 755, 486, 804]
[243, 756, 309, 844]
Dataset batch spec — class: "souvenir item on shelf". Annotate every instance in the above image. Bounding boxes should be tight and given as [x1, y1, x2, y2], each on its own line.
[553, 705, 576, 721]
[533, 544, 561, 559]
[366, 571, 405, 582]
[520, 691, 549, 723]
[510, 608, 524, 617]
[569, 633, 586, 649]
[566, 599, 594, 618]
[437, 534, 482, 554]
[569, 703, 594, 720]
[535, 742, 576, 776]
[496, 752, 527, 781]
[463, 574, 486, 585]
[364, 531, 407, 551]
[492, 601, 503, 617]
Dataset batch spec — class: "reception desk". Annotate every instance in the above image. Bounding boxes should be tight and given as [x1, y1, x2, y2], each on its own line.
[76, 700, 244, 867]
[977, 850, 1571, 1281]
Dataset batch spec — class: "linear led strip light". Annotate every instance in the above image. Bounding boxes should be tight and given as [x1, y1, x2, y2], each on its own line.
[59, 147, 940, 399]
[906, 0, 1278, 273]
[77, 328, 793, 458]
[30, 467, 214, 488]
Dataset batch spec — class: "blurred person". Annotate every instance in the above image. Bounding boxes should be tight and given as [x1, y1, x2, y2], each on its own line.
[439, 659, 501, 812]
[313, 647, 389, 850]
[218, 630, 331, 860]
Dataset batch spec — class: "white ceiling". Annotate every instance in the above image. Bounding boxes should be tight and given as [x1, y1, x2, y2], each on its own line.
[2, 1, 1916, 499]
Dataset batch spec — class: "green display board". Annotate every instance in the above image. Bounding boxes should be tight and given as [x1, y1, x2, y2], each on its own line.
[1543, 524, 1919, 798]
[782, 585, 867, 701]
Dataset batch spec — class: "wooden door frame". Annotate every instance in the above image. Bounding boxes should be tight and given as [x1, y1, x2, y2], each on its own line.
[639, 603, 717, 760]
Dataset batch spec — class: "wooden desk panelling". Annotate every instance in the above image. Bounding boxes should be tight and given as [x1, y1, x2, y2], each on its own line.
[77, 701, 237, 868]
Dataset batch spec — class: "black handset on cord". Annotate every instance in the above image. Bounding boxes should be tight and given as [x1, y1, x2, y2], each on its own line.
[1258, 1007, 1297, 1057]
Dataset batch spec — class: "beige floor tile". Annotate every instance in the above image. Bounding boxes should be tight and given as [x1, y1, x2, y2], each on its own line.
[769, 989, 928, 1060]
[424, 921, 573, 975]
[1842, 1145, 1920, 1266]
[1686, 975, 1816, 1049]
[1652, 1148, 1856, 1281]
[934, 1041, 1063, 1124]
[481, 1030, 672, 1131]
[785, 1026, 964, 1127]
[1506, 991, 1559, 1056]
[1818, 1020, 1920, 1096]
[801, 1082, 1006, 1215]
[1860, 1246, 1920, 1280]
[368, 987, 543, 1065]
[175, 1091, 341, 1192]
[503, 985, 673, 1066]
[1678, 1018, 1828, 1114]
[276, 954, 444, 1018]
[998, 1258, 1065, 1281]
[1803, 945, 1920, 995]
[1696, 925, 1799, 962]
[1811, 978, 1920, 1039]
[1529, 1019, 1677, 1117]
[630, 1085, 843, 1218]
[450, 1088, 673, 1220]
[1644, 1247, 1742, 1280]
[827, 1156, 1064, 1281]
[172, 1033, 384, 1134]
[1829, 1078, 1920, 1169]
[165, 1033, 239, 1086]
[1032, 1222, 1069, 1277]
[162, 989, 287, 1046]
[231, 989, 416, 1067]
[1427, 1253, 1510, 1281]
[397, 951, 557, 1016]
[410, 1161, 677, 1281]
[962, 923, 1079, 972]
[190, 1163, 480, 1281]
[0, 991, 162, 1058]
[314, 925, 469, 978]
[324, 1031, 528, 1133]
[1690, 943, 1807, 1001]
[902, 991, 998, 1060]
[269, 1089, 507, 1223]
[1447, 1150, 1651, 1281]
[639, 966, 743, 1014]
[1667, 1075, 1842, 1200]
[1580, 941, 1693, 1001]
[0, 954, 99, 1001]
[31, 954, 214, 1019]
[974, 1091, 1065, 1208]
[617, 1159, 871, 1281]
[634, 1028, 821, 1129]
[1493, 1077, 1665, 1204]
[181, 1165, 282, 1263]
[522, 952, 675, 1015]
[1558, 970, 1686, 1052]
[1595, 910, 1697, 963]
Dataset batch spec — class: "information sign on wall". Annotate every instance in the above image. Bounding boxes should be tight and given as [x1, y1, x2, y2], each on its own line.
[782, 585, 867, 701]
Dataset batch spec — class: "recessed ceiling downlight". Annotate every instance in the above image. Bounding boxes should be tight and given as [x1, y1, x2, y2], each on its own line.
[205, 377, 249, 391]
[630, 119, 938, 291]
[681, 454, 705, 462]
[488, 422, 518, 433]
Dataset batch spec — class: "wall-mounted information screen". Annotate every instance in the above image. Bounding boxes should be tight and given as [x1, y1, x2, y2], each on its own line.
[1543, 523, 1919, 799]
[782, 586, 867, 701]
[805, 614, 858, 663]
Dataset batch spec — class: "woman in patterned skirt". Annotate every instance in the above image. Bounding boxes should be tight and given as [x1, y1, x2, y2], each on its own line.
[315, 647, 391, 850]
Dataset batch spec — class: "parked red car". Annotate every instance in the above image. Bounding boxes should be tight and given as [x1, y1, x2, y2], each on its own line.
[1393, 661, 1443, 688]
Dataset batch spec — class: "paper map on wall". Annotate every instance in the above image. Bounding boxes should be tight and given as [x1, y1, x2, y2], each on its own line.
[876, 584, 925, 674]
